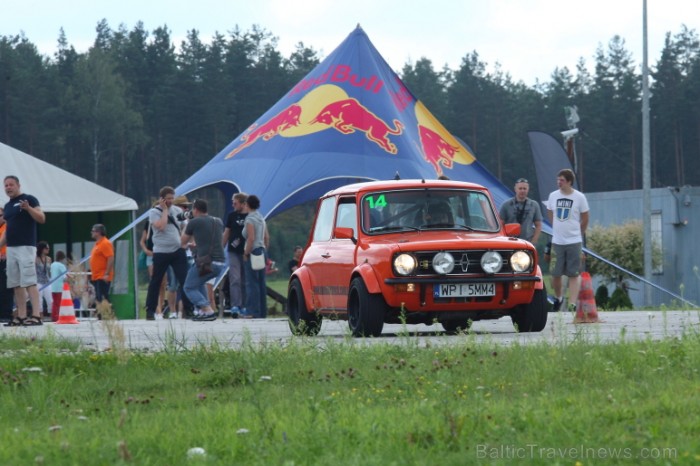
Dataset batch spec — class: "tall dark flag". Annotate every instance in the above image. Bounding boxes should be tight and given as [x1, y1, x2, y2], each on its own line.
[527, 131, 579, 205]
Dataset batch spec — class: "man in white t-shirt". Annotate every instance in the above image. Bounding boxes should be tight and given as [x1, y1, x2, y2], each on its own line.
[546, 169, 589, 312]
[144, 186, 193, 320]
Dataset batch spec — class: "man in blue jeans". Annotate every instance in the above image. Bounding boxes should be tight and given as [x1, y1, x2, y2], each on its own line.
[181, 199, 225, 321]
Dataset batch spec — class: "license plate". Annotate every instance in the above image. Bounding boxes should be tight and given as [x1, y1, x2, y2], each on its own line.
[434, 283, 495, 298]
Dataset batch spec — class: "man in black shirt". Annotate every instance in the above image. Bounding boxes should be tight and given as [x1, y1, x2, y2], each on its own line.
[0, 176, 46, 326]
[222, 192, 248, 313]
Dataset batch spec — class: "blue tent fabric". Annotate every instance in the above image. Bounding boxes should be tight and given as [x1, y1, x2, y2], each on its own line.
[174, 26, 514, 218]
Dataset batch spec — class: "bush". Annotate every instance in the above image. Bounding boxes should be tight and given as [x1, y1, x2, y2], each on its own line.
[608, 286, 634, 310]
[595, 284, 610, 310]
[587, 221, 661, 286]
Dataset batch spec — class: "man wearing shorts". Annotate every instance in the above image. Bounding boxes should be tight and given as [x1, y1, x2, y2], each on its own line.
[546, 169, 589, 312]
[0, 176, 46, 326]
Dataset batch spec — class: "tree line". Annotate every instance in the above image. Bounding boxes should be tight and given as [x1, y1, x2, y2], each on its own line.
[1, 21, 699, 262]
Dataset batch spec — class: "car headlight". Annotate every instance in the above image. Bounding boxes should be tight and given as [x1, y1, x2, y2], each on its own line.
[510, 250, 532, 272]
[481, 251, 503, 274]
[394, 253, 417, 276]
[432, 252, 455, 274]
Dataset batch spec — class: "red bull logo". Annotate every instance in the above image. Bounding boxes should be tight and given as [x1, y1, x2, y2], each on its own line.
[311, 98, 403, 154]
[417, 125, 459, 176]
[225, 104, 302, 159]
[224, 85, 404, 158]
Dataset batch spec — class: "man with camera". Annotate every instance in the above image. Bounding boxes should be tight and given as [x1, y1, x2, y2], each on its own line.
[144, 186, 193, 320]
[181, 199, 225, 321]
[499, 177, 542, 244]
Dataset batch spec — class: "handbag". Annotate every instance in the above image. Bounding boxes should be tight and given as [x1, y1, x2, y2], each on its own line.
[196, 254, 213, 276]
[250, 250, 266, 271]
[195, 217, 217, 276]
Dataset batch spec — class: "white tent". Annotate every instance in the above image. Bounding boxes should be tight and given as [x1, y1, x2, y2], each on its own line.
[0, 141, 139, 318]
[0, 142, 137, 211]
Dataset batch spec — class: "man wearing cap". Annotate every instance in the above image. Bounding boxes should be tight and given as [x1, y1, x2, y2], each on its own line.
[499, 177, 543, 244]
[181, 199, 225, 321]
[90, 224, 114, 305]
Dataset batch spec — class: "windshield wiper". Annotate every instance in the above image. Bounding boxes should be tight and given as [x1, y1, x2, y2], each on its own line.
[417, 223, 475, 231]
[369, 225, 419, 233]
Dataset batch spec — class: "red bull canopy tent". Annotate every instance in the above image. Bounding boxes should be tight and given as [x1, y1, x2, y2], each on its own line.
[174, 25, 513, 218]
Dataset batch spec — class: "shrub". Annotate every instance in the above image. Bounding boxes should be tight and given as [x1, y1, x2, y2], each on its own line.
[595, 284, 610, 310]
[608, 286, 634, 310]
[587, 221, 661, 286]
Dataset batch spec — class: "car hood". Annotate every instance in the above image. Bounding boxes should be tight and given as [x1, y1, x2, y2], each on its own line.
[365, 231, 533, 252]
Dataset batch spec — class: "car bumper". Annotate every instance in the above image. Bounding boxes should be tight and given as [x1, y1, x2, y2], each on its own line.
[382, 275, 540, 311]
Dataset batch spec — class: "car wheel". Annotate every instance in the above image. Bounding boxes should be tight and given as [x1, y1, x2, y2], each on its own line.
[511, 286, 548, 332]
[287, 279, 321, 336]
[441, 319, 471, 334]
[347, 277, 385, 337]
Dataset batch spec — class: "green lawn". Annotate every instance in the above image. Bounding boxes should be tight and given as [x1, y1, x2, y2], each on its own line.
[1, 328, 698, 464]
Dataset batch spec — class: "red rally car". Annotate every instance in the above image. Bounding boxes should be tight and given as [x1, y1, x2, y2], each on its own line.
[287, 179, 548, 337]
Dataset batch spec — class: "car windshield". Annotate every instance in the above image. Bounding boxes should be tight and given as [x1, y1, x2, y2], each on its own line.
[361, 188, 500, 234]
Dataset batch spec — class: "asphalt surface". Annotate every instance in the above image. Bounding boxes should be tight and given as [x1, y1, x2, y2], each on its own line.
[2, 310, 699, 352]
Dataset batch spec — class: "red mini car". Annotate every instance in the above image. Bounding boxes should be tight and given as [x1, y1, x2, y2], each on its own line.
[287, 179, 548, 336]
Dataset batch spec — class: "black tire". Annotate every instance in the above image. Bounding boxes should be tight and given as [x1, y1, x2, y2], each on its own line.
[287, 280, 321, 336]
[511, 287, 548, 332]
[347, 277, 385, 337]
[441, 319, 471, 334]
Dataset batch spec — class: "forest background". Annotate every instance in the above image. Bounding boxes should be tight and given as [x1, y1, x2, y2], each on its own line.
[1, 21, 699, 265]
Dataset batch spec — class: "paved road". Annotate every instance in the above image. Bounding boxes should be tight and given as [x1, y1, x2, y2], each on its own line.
[2, 310, 699, 352]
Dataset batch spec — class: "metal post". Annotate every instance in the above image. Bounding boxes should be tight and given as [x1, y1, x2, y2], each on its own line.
[642, 0, 653, 306]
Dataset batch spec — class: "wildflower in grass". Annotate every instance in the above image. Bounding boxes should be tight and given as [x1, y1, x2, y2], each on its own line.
[118, 440, 132, 461]
[259, 375, 272, 381]
[21, 367, 43, 372]
[236, 428, 249, 435]
[187, 447, 206, 458]
[48, 425, 62, 432]
[197, 393, 206, 400]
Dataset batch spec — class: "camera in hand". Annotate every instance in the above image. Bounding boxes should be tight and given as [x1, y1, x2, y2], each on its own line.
[176, 211, 193, 221]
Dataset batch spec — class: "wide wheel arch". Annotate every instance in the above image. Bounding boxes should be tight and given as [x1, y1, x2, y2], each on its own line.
[511, 286, 548, 332]
[287, 278, 322, 336]
[347, 276, 385, 337]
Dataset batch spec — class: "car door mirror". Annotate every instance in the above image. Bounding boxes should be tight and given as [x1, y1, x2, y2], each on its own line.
[504, 223, 521, 237]
[334, 227, 356, 244]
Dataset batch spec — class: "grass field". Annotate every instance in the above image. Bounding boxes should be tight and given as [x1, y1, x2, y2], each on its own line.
[1, 325, 698, 464]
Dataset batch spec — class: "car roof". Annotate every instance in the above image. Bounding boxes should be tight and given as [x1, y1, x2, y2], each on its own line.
[323, 179, 488, 198]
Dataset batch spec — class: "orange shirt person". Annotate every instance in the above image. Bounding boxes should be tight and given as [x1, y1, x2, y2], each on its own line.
[90, 224, 114, 304]
[0, 207, 13, 321]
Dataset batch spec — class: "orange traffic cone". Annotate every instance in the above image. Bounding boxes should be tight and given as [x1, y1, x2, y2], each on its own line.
[573, 272, 600, 323]
[56, 281, 79, 325]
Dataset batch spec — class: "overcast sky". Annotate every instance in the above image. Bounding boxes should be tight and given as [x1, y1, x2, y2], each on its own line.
[2, 0, 698, 86]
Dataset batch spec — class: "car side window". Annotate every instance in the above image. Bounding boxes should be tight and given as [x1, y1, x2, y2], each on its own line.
[312, 197, 337, 242]
[335, 201, 357, 238]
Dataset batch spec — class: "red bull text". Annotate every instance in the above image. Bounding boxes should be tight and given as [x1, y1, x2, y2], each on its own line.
[290, 65, 384, 95]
